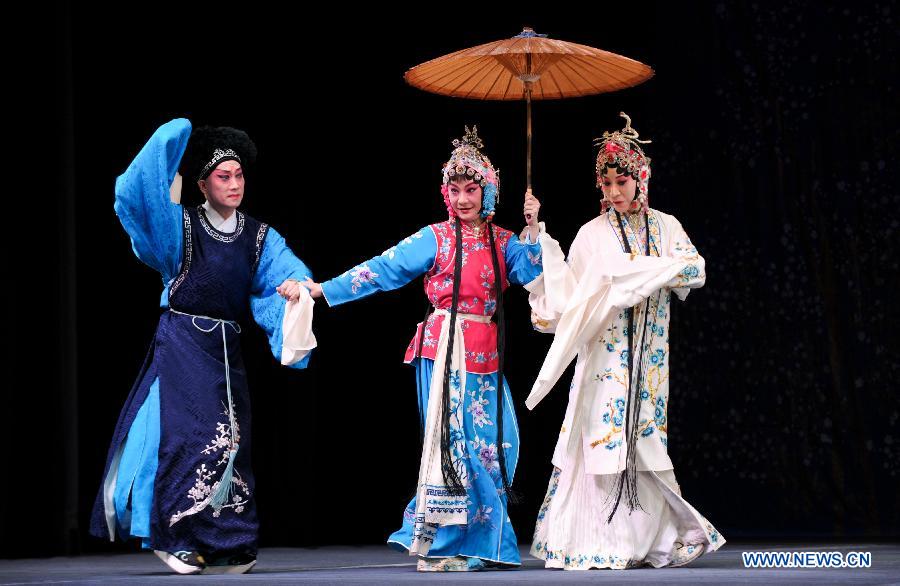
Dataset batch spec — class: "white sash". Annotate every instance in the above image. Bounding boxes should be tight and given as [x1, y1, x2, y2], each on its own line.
[410, 309, 491, 556]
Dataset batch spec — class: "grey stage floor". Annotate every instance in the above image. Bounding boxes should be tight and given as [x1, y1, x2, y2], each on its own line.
[0, 543, 897, 585]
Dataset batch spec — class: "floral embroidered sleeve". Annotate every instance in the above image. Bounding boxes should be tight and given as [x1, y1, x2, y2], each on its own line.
[320, 226, 438, 307]
[113, 118, 191, 286]
[250, 227, 314, 369]
[665, 219, 706, 300]
[504, 230, 543, 286]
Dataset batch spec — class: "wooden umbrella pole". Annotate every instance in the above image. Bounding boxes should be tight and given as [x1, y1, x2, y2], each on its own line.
[526, 84, 532, 191]
[525, 52, 534, 193]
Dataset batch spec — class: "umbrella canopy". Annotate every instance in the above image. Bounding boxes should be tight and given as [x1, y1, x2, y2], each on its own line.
[405, 28, 653, 191]
[404, 27, 653, 101]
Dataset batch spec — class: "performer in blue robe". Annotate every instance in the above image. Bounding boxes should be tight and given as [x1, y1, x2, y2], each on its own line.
[89, 119, 314, 575]
[304, 127, 546, 571]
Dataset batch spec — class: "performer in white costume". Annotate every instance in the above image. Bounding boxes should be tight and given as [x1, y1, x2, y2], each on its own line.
[525, 113, 724, 570]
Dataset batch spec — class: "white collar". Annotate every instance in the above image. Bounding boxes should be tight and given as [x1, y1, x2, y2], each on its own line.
[202, 200, 238, 233]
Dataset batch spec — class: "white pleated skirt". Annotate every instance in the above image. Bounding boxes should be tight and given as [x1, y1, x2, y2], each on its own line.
[531, 455, 724, 570]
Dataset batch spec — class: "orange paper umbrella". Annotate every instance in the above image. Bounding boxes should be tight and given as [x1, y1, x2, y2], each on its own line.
[405, 27, 654, 191]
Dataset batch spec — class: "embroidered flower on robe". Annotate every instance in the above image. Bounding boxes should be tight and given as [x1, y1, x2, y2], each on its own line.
[349, 264, 379, 293]
[471, 505, 495, 528]
[467, 376, 495, 428]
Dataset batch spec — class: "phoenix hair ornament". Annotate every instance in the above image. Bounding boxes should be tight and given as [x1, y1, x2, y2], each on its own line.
[594, 112, 652, 213]
[441, 126, 500, 220]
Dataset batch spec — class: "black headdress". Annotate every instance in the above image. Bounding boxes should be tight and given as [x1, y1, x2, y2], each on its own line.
[180, 126, 257, 181]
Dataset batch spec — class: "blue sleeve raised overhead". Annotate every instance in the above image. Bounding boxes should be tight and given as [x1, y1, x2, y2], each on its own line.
[114, 118, 191, 286]
[321, 226, 437, 307]
[250, 227, 314, 370]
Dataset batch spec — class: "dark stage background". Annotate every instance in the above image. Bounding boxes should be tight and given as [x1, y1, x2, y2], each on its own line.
[3, 1, 898, 558]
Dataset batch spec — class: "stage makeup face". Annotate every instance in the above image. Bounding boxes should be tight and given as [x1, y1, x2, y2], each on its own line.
[599, 166, 638, 214]
[447, 178, 484, 223]
[199, 160, 244, 215]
